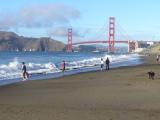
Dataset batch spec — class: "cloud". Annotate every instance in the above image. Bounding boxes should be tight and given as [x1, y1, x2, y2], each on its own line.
[48, 26, 91, 38]
[0, 4, 80, 30]
[0, 14, 17, 29]
[48, 27, 68, 37]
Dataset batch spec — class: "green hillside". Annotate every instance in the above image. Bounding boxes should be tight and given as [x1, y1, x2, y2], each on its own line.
[143, 43, 160, 54]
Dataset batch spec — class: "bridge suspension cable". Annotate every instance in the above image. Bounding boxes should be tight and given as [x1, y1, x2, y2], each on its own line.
[66, 17, 136, 53]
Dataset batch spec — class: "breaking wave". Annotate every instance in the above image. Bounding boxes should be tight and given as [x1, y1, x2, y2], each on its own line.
[0, 54, 141, 81]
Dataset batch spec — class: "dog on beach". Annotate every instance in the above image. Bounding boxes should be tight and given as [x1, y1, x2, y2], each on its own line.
[147, 71, 155, 80]
[26, 72, 29, 78]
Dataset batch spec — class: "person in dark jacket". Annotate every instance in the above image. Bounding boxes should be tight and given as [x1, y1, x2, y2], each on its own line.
[22, 62, 29, 80]
[105, 57, 110, 70]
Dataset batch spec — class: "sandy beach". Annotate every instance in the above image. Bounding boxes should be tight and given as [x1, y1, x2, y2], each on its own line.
[1, 55, 160, 120]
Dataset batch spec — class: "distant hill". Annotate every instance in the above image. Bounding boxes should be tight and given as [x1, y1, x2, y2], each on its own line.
[142, 43, 160, 54]
[78, 45, 97, 52]
[73, 45, 97, 52]
[0, 31, 66, 51]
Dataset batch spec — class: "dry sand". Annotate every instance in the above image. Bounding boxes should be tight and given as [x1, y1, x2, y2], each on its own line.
[1, 55, 160, 120]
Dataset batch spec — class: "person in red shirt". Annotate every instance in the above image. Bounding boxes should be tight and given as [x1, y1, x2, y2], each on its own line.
[62, 60, 66, 72]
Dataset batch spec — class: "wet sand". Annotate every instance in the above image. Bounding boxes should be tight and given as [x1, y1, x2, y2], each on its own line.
[0, 55, 160, 120]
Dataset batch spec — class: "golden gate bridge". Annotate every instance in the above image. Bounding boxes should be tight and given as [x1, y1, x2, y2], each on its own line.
[66, 17, 152, 53]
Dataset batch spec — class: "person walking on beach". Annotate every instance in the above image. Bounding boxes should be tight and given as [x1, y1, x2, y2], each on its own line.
[105, 57, 110, 70]
[22, 62, 29, 80]
[156, 55, 159, 63]
[62, 60, 66, 72]
[100, 58, 104, 71]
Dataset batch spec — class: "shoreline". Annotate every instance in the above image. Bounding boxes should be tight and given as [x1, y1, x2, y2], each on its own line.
[0, 55, 143, 86]
[1, 54, 160, 120]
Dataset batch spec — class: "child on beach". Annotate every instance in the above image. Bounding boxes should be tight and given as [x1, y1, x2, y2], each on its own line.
[100, 58, 104, 71]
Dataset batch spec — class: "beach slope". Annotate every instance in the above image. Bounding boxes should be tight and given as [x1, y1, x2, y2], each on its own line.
[0, 56, 160, 120]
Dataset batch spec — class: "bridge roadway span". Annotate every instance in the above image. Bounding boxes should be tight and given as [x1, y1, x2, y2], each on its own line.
[72, 40, 129, 45]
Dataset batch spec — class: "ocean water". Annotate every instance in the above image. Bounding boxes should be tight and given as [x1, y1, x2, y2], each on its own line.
[0, 51, 143, 86]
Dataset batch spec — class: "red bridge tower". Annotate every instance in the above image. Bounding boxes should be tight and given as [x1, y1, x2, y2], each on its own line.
[67, 17, 116, 52]
[67, 28, 72, 52]
[108, 17, 115, 53]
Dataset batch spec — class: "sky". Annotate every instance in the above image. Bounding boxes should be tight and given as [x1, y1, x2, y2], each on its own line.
[0, 0, 160, 43]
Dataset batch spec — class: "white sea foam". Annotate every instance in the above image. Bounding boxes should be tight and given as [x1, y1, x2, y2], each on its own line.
[66, 54, 140, 70]
[0, 58, 60, 80]
[0, 54, 141, 81]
